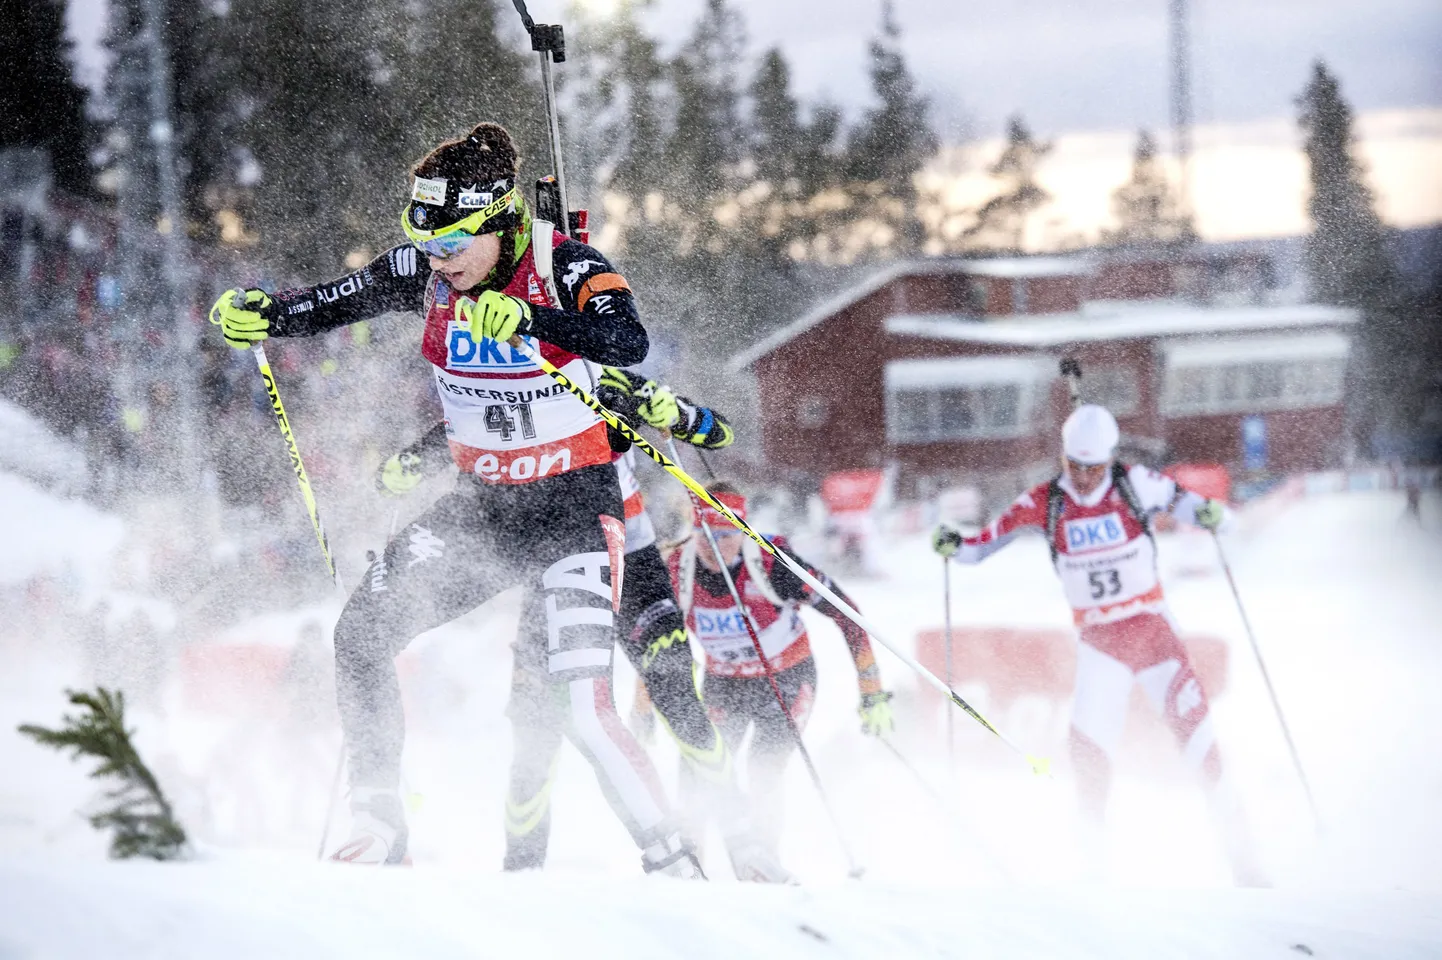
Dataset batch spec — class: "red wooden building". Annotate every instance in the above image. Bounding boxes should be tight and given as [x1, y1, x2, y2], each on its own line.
[728, 252, 1357, 499]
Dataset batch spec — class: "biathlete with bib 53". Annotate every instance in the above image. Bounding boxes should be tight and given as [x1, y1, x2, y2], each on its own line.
[932, 404, 1266, 886]
[209, 122, 703, 877]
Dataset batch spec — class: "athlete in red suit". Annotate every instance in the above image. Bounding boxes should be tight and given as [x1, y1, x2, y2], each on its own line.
[665, 482, 894, 862]
[934, 405, 1265, 885]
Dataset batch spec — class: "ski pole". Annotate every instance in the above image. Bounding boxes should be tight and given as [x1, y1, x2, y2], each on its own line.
[942, 558, 955, 765]
[315, 745, 346, 860]
[696, 447, 717, 480]
[234, 310, 358, 855]
[1212, 530, 1321, 827]
[510, 337, 1047, 775]
[668, 439, 865, 878]
[249, 339, 344, 593]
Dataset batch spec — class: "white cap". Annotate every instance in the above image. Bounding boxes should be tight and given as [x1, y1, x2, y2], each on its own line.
[1062, 404, 1120, 465]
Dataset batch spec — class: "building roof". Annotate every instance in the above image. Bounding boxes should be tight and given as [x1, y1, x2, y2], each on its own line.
[1162, 331, 1352, 366]
[728, 259, 958, 372]
[885, 354, 1057, 389]
[727, 254, 1094, 371]
[883, 302, 1359, 348]
[960, 256, 1094, 279]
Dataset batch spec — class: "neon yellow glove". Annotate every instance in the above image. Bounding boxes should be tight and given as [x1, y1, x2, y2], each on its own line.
[208, 288, 274, 350]
[376, 451, 424, 497]
[598, 366, 635, 397]
[454, 290, 531, 343]
[1195, 499, 1226, 531]
[858, 690, 894, 738]
[932, 523, 962, 558]
[636, 381, 680, 430]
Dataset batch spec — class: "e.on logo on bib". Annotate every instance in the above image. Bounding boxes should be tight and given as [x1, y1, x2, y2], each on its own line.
[1064, 511, 1127, 553]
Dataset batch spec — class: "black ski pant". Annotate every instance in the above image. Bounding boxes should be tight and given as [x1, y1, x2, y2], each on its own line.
[504, 542, 737, 870]
[333, 465, 670, 849]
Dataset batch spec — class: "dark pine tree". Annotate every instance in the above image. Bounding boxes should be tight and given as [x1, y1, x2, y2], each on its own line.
[571, 0, 670, 208]
[665, 0, 747, 233]
[1297, 60, 1414, 441]
[963, 114, 1051, 253]
[844, 0, 937, 253]
[750, 49, 804, 188]
[163, 0, 249, 240]
[0, 0, 94, 193]
[224, 0, 421, 273]
[1104, 129, 1192, 247]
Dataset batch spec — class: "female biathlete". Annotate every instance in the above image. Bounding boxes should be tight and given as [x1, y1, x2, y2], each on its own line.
[377, 369, 789, 880]
[210, 123, 698, 876]
[667, 482, 895, 861]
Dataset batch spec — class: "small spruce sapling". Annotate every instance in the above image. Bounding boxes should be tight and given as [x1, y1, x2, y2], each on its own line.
[19, 687, 188, 861]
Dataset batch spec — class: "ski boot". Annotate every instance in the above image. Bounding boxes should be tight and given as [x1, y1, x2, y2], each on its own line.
[328, 787, 409, 865]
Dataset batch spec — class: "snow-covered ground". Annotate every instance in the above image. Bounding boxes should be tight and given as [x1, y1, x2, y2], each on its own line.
[1, 476, 1439, 957]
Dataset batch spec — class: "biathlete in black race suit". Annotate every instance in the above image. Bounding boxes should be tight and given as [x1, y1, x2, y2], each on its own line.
[209, 122, 701, 877]
[377, 367, 789, 881]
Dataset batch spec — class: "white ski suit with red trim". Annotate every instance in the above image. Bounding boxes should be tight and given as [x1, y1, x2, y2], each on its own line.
[951, 465, 1227, 810]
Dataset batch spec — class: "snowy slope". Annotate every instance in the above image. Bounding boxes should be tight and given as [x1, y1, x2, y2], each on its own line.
[0, 855, 1438, 960]
[1, 488, 1439, 957]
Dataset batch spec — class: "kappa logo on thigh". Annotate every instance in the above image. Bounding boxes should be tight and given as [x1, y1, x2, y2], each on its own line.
[407, 526, 444, 567]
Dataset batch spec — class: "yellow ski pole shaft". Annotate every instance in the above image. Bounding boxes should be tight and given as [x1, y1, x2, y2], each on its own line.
[249, 339, 352, 859]
[227, 299, 353, 859]
[250, 341, 344, 594]
[510, 337, 1047, 775]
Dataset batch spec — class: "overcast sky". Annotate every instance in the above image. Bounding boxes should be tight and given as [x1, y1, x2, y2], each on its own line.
[603, 0, 1441, 141]
[65, 0, 1440, 239]
[69, 0, 1439, 142]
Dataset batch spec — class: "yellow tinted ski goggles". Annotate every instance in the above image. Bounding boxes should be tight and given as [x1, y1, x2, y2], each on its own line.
[401, 188, 518, 259]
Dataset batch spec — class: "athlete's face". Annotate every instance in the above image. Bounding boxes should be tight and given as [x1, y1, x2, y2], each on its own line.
[1066, 457, 1110, 495]
[697, 530, 744, 571]
[428, 231, 502, 292]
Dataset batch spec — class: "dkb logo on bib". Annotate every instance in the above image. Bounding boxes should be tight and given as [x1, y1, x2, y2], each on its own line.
[1064, 512, 1127, 553]
[446, 326, 541, 373]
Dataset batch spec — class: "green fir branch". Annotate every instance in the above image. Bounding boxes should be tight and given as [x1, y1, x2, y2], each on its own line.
[19, 687, 189, 861]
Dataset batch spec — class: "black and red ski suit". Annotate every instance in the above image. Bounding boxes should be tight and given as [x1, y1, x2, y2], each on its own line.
[259, 234, 678, 861]
[668, 534, 882, 853]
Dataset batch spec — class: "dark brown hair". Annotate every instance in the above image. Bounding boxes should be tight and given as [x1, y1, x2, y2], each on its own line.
[412, 122, 519, 184]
